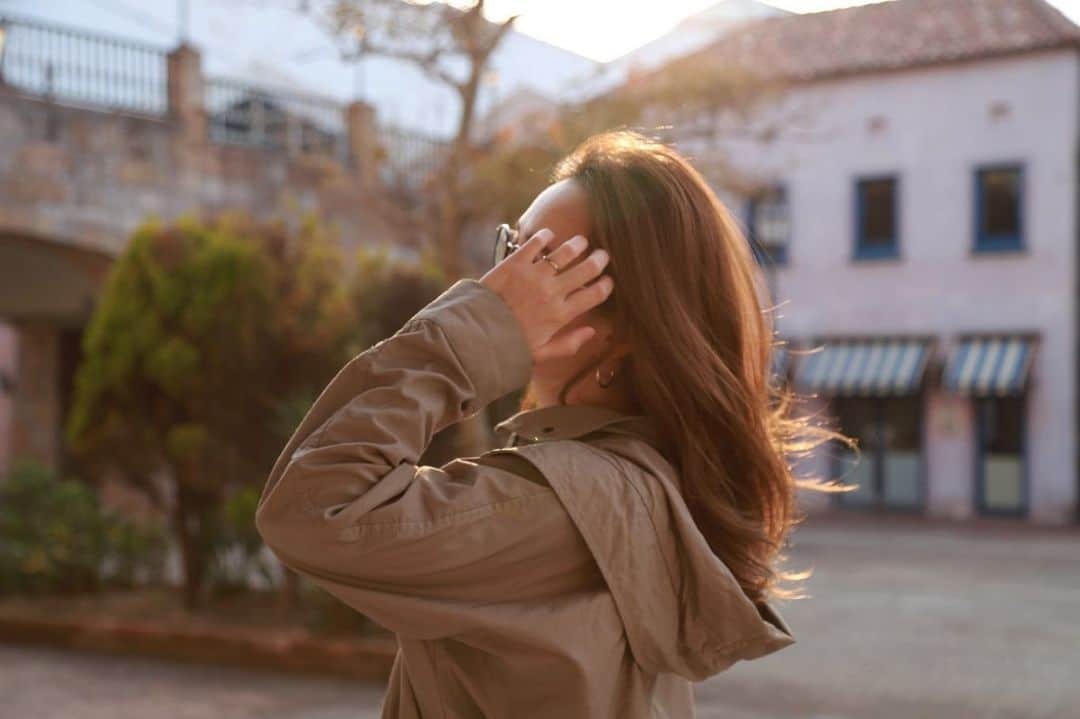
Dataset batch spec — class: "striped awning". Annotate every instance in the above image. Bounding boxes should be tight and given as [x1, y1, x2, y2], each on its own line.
[793, 337, 933, 396]
[943, 335, 1036, 396]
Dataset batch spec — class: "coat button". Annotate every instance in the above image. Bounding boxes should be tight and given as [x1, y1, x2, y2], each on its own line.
[542, 426, 555, 433]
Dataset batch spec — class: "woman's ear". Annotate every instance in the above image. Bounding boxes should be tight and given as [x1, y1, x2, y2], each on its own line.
[604, 321, 632, 354]
[590, 314, 632, 361]
[606, 334, 634, 362]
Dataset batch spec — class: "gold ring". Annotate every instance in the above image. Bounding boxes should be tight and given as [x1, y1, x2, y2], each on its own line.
[541, 254, 561, 273]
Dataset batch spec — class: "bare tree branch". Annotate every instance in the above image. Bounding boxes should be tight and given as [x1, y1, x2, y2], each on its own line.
[294, 0, 519, 277]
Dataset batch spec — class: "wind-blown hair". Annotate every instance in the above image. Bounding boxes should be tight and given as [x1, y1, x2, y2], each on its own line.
[550, 130, 855, 605]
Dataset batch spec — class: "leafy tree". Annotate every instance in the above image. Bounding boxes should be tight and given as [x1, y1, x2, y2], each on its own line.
[468, 58, 786, 225]
[348, 243, 448, 349]
[65, 215, 354, 609]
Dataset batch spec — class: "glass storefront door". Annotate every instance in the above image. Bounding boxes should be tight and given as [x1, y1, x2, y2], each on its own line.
[831, 397, 878, 508]
[975, 396, 1027, 516]
[880, 395, 922, 508]
[831, 395, 924, 511]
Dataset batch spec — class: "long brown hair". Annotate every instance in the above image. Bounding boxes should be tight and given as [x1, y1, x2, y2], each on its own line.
[550, 130, 856, 605]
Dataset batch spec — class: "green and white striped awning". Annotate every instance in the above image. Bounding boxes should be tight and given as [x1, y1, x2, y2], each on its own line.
[793, 337, 933, 396]
[943, 334, 1036, 396]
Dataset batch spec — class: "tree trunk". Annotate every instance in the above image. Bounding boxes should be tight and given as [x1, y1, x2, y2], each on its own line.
[173, 483, 207, 611]
[434, 64, 484, 279]
[436, 200, 467, 279]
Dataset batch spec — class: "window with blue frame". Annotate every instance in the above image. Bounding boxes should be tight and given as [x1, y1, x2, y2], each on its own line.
[746, 185, 790, 266]
[854, 176, 898, 259]
[975, 165, 1024, 252]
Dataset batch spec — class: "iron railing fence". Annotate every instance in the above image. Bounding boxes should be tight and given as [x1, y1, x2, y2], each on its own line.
[0, 13, 169, 115]
[205, 76, 348, 160]
[377, 124, 449, 190]
[0, 14, 450, 173]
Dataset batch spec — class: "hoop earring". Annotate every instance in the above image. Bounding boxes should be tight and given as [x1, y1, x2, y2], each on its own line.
[596, 365, 617, 389]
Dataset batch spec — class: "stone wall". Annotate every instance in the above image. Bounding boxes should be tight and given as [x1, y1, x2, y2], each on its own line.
[0, 90, 398, 262]
[0, 43, 413, 474]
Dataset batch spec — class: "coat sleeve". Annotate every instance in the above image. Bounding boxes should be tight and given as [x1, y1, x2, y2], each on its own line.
[254, 278, 600, 640]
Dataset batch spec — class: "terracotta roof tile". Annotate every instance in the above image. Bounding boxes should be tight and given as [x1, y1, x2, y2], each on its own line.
[690, 0, 1080, 81]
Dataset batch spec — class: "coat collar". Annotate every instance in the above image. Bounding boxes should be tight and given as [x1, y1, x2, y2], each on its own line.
[494, 403, 661, 447]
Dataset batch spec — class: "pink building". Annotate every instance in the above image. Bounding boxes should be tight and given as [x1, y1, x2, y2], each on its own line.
[677, 0, 1078, 524]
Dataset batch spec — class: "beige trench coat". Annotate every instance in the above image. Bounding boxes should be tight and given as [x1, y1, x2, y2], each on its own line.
[255, 277, 796, 718]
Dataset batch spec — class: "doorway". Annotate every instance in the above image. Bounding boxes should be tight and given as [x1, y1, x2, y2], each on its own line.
[831, 395, 925, 512]
[974, 395, 1027, 517]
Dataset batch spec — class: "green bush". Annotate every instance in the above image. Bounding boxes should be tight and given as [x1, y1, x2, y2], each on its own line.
[103, 515, 168, 589]
[349, 244, 448, 351]
[208, 486, 275, 597]
[0, 458, 166, 596]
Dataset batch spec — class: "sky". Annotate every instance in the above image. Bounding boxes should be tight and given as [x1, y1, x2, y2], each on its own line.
[6, 1, 1080, 64]
[484, 0, 1080, 62]
[4, 0, 1080, 136]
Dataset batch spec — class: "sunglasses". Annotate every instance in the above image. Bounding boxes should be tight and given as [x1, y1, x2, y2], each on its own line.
[493, 223, 524, 266]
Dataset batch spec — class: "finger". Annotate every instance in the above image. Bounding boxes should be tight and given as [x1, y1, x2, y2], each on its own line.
[564, 274, 615, 320]
[534, 325, 597, 364]
[544, 234, 590, 272]
[557, 246, 609, 293]
[515, 228, 557, 265]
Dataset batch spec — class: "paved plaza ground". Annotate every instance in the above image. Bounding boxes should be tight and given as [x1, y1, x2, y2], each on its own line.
[3, 513, 1078, 719]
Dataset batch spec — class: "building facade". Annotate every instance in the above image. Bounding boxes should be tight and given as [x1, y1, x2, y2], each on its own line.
[684, 0, 1079, 524]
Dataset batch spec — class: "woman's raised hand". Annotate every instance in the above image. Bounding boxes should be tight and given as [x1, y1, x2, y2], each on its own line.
[480, 228, 614, 365]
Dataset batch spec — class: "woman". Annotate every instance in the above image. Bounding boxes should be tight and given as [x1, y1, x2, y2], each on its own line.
[255, 130, 846, 718]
